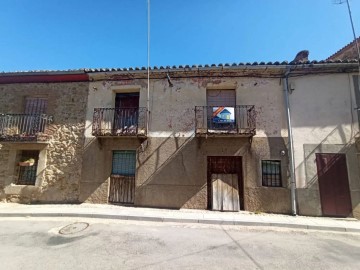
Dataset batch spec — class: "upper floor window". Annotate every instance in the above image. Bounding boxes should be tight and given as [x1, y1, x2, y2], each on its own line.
[207, 89, 236, 130]
[24, 97, 48, 114]
[206, 89, 235, 107]
[115, 93, 139, 108]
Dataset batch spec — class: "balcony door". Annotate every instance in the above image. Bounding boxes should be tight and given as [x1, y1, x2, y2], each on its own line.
[23, 97, 48, 134]
[113, 93, 139, 135]
[24, 97, 48, 114]
[206, 89, 236, 131]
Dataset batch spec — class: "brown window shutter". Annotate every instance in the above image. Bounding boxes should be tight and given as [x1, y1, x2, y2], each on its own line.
[207, 89, 235, 106]
[24, 97, 48, 114]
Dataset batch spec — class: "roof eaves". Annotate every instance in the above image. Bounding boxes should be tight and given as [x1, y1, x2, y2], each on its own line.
[0, 69, 86, 76]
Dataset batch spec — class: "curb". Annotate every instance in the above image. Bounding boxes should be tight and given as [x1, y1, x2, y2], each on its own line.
[1, 212, 359, 233]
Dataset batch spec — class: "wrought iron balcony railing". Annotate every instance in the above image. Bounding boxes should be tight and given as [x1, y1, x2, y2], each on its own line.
[195, 105, 256, 136]
[92, 107, 147, 137]
[0, 114, 53, 141]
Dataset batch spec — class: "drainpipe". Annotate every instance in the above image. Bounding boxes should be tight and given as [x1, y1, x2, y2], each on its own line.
[283, 69, 297, 216]
[146, 0, 151, 134]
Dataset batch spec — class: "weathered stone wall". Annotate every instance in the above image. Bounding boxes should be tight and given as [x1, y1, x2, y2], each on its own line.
[0, 82, 88, 203]
[0, 146, 9, 201]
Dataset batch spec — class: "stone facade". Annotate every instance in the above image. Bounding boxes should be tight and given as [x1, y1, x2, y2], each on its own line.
[0, 82, 88, 203]
[1, 63, 359, 219]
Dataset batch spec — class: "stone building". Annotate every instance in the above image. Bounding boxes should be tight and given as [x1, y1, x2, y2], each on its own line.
[1, 61, 359, 219]
[80, 61, 360, 218]
[0, 71, 89, 203]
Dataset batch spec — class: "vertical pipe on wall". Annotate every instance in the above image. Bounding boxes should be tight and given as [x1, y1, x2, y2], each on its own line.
[283, 70, 297, 216]
[146, 0, 151, 133]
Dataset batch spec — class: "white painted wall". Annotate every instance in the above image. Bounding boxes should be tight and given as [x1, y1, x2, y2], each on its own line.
[289, 73, 359, 187]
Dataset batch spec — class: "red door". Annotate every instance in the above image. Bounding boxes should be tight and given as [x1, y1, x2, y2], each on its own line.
[315, 153, 352, 217]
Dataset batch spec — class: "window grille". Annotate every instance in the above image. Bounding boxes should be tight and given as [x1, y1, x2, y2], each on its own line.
[262, 160, 282, 187]
[17, 150, 39, 185]
[112, 150, 136, 176]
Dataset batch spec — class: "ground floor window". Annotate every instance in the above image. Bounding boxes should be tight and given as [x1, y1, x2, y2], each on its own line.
[262, 160, 282, 187]
[112, 150, 136, 176]
[16, 150, 40, 185]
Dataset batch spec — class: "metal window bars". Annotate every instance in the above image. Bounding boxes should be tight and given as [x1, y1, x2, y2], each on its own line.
[17, 150, 40, 185]
[262, 160, 282, 187]
[111, 150, 136, 176]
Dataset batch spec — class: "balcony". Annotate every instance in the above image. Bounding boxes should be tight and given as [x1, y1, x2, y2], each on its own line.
[92, 107, 147, 137]
[0, 114, 53, 142]
[195, 105, 256, 136]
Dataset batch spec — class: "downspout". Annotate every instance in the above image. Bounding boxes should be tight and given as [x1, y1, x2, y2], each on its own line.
[146, 0, 151, 134]
[283, 68, 297, 216]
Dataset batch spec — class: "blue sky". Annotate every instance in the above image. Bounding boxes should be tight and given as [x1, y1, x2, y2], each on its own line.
[0, 0, 359, 71]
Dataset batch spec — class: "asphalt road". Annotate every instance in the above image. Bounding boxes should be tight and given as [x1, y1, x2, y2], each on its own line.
[1, 217, 359, 270]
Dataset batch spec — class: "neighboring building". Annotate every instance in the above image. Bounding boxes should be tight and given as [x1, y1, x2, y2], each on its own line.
[0, 71, 89, 203]
[327, 37, 360, 61]
[0, 60, 359, 219]
[288, 63, 360, 218]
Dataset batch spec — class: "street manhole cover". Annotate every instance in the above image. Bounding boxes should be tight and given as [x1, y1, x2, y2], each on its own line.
[59, 222, 89, 235]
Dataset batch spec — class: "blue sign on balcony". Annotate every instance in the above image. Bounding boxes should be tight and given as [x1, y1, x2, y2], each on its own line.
[212, 107, 235, 123]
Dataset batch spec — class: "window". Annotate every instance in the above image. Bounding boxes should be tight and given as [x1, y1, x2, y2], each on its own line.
[207, 89, 235, 107]
[24, 97, 48, 114]
[113, 93, 140, 135]
[17, 150, 40, 185]
[112, 150, 136, 176]
[262, 160, 282, 187]
[24, 97, 48, 134]
[207, 89, 236, 130]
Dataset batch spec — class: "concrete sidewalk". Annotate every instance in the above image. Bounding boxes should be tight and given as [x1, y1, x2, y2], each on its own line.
[0, 203, 359, 233]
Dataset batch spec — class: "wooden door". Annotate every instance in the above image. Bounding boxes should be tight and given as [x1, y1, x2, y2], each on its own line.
[316, 153, 352, 217]
[109, 151, 136, 204]
[109, 175, 135, 204]
[207, 156, 243, 211]
[212, 174, 240, 211]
